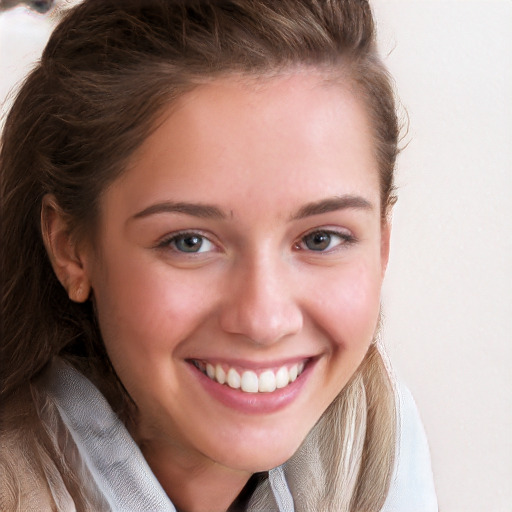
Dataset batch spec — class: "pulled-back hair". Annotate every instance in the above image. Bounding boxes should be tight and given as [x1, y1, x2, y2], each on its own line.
[1, 1, 399, 510]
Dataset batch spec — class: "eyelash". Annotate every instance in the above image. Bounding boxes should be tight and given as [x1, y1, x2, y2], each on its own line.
[156, 231, 217, 254]
[156, 228, 356, 256]
[294, 228, 357, 253]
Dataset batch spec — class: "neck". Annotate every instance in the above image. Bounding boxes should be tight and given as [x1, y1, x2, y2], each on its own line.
[140, 438, 252, 512]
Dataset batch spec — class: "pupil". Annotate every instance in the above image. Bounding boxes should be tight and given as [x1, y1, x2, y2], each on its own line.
[178, 235, 202, 252]
[306, 232, 330, 251]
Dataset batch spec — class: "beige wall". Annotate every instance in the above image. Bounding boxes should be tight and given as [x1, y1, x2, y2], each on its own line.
[373, 1, 512, 511]
[2, 2, 511, 510]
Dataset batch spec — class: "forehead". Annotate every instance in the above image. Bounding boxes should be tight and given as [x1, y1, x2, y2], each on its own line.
[109, 72, 380, 219]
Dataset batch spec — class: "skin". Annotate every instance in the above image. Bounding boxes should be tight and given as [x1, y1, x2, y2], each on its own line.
[44, 71, 390, 511]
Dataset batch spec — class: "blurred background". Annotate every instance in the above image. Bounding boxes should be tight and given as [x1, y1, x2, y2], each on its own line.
[373, 2, 512, 511]
[1, 1, 511, 510]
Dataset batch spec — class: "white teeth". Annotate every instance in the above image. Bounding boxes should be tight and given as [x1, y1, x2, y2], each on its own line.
[275, 366, 289, 389]
[196, 360, 308, 393]
[206, 363, 215, 379]
[241, 371, 259, 393]
[258, 370, 276, 392]
[227, 368, 241, 389]
[215, 364, 226, 384]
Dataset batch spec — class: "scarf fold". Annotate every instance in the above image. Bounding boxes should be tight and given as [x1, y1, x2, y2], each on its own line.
[37, 359, 295, 511]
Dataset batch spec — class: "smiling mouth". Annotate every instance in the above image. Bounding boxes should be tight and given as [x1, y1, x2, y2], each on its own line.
[190, 360, 308, 394]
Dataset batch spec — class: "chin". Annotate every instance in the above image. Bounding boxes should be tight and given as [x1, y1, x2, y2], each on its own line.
[218, 448, 297, 474]
[203, 423, 309, 473]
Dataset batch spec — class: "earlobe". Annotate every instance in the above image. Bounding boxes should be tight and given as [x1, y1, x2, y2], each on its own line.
[41, 195, 92, 303]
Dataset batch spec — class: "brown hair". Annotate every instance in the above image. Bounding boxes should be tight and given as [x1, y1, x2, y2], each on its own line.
[1, 1, 399, 509]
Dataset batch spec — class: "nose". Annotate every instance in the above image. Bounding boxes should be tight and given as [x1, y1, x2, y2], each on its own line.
[219, 255, 303, 346]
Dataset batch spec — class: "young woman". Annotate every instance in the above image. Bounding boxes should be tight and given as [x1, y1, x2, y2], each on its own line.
[0, 1, 437, 510]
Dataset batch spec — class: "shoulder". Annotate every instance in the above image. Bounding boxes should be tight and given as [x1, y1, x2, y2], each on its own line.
[381, 379, 438, 512]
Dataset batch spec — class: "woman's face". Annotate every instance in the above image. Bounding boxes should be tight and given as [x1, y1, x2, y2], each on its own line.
[83, 72, 390, 473]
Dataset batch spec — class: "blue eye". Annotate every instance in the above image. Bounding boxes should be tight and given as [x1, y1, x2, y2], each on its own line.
[299, 230, 354, 252]
[162, 233, 215, 253]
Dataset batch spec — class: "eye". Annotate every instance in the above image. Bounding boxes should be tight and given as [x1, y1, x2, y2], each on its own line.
[296, 229, 354, 252]
[159, 232, 215, 254]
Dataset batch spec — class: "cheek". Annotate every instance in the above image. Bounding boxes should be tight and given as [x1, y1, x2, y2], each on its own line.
[91, 263, 213, 409]
[91, 256, 210, 359]
[308, 261, 382, 348]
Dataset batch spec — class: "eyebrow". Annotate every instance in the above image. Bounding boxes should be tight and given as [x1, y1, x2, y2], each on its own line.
[290, 195, 373, 220]
[131, 195, 373, 222]
[132, 201, 226, 220]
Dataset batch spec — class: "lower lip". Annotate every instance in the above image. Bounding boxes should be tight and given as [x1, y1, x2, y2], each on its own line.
[189, 360, 315, 415]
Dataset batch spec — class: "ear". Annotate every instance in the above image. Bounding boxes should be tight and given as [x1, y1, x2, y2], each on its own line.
[41, 195, 91, 303]
[380, 216, 392, 278]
